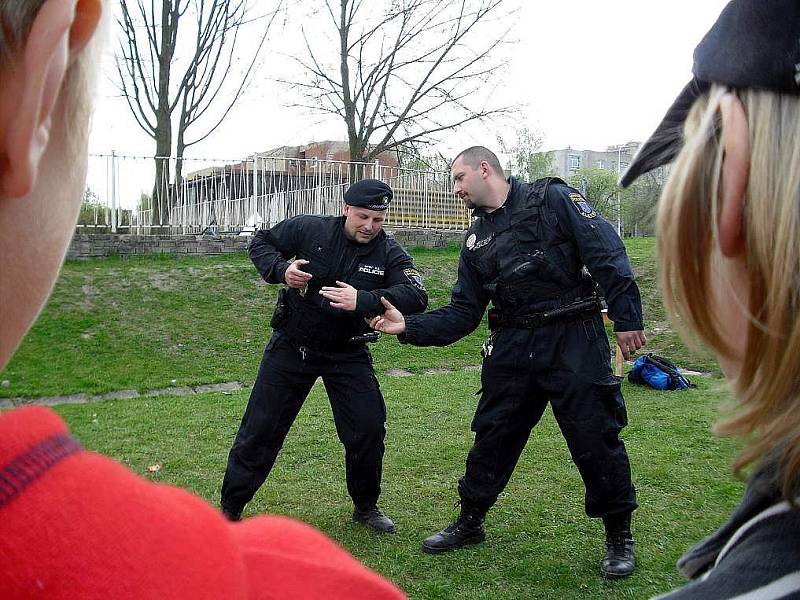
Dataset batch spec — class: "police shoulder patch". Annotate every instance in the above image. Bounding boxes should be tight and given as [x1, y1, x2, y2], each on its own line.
[568, 192, 597, 219]
[403, 268, 426, 291]
[465, 233, 477, 250]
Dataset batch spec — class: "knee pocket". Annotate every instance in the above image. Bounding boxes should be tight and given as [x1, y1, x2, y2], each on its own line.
[593, 377, 628, 432]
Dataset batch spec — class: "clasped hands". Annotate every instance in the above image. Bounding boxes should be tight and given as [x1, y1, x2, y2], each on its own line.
[284, 259, 359, 312]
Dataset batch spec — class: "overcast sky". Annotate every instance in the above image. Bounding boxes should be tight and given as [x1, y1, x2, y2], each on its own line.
[89, 0, 731, 160]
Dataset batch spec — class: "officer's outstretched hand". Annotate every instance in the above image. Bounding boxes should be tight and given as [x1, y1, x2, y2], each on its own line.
[615, 330, 647, 361]
[285, 259, 312, 289]
[369, 297, 406, 335]
[320, 281, 358, 311]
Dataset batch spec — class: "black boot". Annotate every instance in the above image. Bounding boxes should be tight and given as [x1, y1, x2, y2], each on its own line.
[221, 505, 242, 522]
[421, 506, 486, 554]
[601, 512, 635, 579]
[353, 504, 396, 534]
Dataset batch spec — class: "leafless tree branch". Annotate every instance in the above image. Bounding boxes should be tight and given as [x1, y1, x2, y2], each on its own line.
[288, 0, 516, 163]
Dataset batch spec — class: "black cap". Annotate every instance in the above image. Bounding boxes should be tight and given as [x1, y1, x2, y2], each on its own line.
[620, 0, 800, 188]
[344, 179, 392, 211]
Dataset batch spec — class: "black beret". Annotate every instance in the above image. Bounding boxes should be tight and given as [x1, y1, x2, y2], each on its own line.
[344, 179, 392, 211]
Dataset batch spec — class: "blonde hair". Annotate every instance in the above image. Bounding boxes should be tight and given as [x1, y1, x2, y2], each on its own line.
[658, 84, 800, 501]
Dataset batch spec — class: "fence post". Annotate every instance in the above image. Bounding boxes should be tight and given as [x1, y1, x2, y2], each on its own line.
[423, 173, 429, 229]
[110, 150, 118, 233]
[252, 153, 261, 229]
[314, 157, 321, 215]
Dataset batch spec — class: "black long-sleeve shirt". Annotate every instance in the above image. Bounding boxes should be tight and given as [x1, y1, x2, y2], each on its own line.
[251, 215, 427, 345]
[403, 177, 643, 347]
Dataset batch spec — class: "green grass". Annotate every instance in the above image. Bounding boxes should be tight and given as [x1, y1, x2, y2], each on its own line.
[1, 239, 714, 399]
[624, 238, 718, 375]
[2, 237, 744, 598]
[56, 374, 742, 599]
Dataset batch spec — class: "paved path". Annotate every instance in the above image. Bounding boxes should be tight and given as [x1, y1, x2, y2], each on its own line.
[1, 381, 244, 410]
[2, 363, 710, 409]
[0, 366, 484, 408]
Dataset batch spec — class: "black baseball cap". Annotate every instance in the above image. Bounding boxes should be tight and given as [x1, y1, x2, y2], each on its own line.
[344, 179, 392, 211]
[620, 0, 800, 188]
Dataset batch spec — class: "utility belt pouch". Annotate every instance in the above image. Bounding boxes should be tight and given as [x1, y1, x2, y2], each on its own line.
[487, 307, 501, 331]
[270, 288, 289, 329]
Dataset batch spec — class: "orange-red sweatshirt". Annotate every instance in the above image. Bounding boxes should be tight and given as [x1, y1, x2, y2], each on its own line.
[0, 406, 405, 599]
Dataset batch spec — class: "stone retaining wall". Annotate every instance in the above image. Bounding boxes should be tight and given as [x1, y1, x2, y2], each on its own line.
[66, 228, 464, 259]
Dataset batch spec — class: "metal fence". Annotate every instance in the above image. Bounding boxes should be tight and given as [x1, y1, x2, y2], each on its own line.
[80, 153, 469, 234]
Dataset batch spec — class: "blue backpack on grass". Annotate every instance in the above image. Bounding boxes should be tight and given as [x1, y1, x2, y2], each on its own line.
[628, 353, 695, 391]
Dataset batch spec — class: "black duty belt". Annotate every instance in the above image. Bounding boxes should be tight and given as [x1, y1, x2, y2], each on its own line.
[488, 297, 602, 330]
[285, 331, 381, 354]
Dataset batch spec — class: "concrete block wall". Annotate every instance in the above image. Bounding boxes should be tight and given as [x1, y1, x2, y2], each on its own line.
[66, 229, 464, 260]
[66, 234, 251, 259]
[389, 228, 463, 249]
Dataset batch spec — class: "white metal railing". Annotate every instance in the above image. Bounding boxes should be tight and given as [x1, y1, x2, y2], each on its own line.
[81, 153, 469, 234]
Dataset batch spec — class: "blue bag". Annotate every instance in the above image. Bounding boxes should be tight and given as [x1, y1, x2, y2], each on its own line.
[628, 353, 695, 391]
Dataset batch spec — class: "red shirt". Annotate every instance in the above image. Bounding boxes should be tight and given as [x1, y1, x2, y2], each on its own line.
[0, 406, 406, 599]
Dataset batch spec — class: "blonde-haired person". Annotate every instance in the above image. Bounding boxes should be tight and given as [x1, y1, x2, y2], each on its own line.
[0, 2, 404, 598]
[621, 1, 800, 597]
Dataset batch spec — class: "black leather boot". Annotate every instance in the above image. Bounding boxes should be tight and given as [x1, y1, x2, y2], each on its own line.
[221, 506, 242, 522]
[601, 512, 635, 578]
[421, 506, 486, 554]
[353, 504, 396, 534]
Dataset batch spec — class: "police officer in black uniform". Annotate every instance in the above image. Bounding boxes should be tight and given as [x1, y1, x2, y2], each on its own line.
[371, 147, 646, 577]
[221, 179, 428, 533]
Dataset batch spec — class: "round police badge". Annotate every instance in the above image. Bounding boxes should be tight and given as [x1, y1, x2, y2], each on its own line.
[466, 233, 476, 250]
[569, 192, 597, 218]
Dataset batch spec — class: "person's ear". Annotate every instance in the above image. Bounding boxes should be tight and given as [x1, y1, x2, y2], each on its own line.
[0, 0, 102, 198]
[69, 0, 103, 57]
[718, 92, 750, 258]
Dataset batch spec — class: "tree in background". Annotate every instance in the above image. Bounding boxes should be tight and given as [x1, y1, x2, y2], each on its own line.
[566, 168, 663, 237]
[498, 127, 556, 181]
[395, 141, 450, 172]
[566, 167, 620, 222]
[77, 187, 132, 230]
[289, 0, 514, 175]
[116, 0, 282, 225]
[77, 187, 103, 227]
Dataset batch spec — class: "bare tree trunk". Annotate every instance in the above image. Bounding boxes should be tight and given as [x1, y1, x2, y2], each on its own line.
[116, 0, 283, 230]
[153, 132, 172, 228]
[152, 0, 177, 227]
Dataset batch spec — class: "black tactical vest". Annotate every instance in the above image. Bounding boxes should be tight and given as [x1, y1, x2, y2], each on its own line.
[463, 177, 592, 314]
[280, 232, 392, 348]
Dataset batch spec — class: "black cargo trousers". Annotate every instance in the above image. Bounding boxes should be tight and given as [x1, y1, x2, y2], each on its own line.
[221, 332, 387, 514]
[459, 311, 637, 518]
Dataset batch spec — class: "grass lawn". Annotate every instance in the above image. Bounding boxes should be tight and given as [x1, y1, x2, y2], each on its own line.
[56, 375, 742, 599]
[1, 238, 716, 400]
[2, 237, 745, 598]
